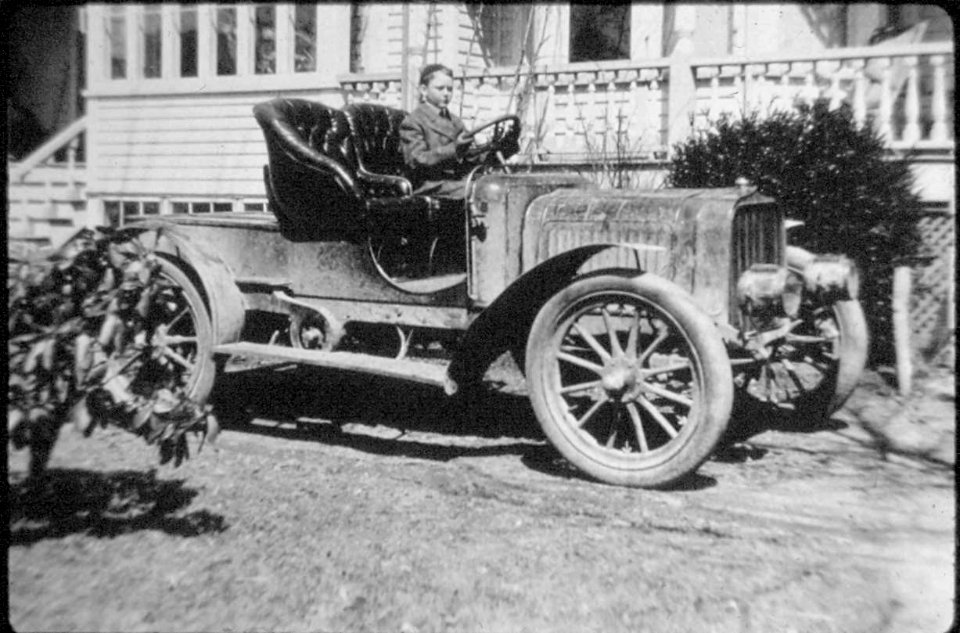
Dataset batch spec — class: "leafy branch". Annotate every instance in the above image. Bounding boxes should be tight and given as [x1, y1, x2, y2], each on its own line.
[8, 228, 218, 479]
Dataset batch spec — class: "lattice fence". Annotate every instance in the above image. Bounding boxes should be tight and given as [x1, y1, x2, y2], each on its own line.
[911, 204, 956, 361]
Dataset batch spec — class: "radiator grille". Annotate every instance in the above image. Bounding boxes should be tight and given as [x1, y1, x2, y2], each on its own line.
[730, 203, 784, 326]
[732, 203, 784, 278]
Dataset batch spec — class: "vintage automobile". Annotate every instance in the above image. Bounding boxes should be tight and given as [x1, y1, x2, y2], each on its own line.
[125, 97, 867, 488]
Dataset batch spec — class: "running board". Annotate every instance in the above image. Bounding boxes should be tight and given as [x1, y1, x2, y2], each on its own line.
[213, 341, 450, 389]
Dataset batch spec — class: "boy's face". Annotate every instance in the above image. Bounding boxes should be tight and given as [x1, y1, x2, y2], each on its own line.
[420, 72, 454, 109]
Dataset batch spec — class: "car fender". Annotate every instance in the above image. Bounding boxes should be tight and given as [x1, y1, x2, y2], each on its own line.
[121, 221, 245, 345]
[446, 243, 666, 394]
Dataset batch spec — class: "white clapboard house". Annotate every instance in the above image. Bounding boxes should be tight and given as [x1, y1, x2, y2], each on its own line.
[6, 2, 955, 352]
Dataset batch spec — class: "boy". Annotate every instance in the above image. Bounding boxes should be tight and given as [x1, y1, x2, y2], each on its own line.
[399, 64, 477, 200]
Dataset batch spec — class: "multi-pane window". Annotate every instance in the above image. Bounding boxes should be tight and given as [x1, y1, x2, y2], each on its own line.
[108, 6, 126, 79]
[99, 4, 333, 82]
[216, 7, 237, 75]
[179, 6, 198, 77]
[142, 5, 162, 78]
[294, 5, 317, 72]
[471, 5, 531, 67]
[170, 200, 266, 214]
[569, 4, 630, 63]
[255, 5, 276, 74]
[108, 199, 162, 225]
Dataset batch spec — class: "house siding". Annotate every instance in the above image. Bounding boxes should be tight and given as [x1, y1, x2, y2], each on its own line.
[87, 90, 344, 199]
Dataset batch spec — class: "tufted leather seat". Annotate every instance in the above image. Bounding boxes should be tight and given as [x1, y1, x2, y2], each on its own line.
[254, 98, 449, 239]
[254, 98, 464, 276]
[253, 98, 363, 240]
[342, 103, 413, 198]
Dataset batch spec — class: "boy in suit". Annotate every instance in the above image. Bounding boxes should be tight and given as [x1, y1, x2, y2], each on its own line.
[399, 64, 478, 200]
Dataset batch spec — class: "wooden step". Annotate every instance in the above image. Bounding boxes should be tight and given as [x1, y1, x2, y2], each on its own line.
[213, 341, 450, 389]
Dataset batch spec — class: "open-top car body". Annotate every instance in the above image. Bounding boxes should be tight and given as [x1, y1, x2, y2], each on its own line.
[124, 98, 867, 488]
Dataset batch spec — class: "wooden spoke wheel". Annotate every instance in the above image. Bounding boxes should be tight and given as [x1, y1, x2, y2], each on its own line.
[526, 273, 733, 488]
[137, 260, 216, 404]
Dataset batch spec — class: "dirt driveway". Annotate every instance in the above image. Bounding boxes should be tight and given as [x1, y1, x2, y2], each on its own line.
[9, 362, 955, 633]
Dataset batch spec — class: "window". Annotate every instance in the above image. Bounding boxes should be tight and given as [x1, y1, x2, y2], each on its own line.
[179, 6, 198, 77]
[142, 5, 162, 78]
[469, 5, 531, 67]
[255, 5, 276, 74]
[108, 6, 126, 79]
[216, 7, 237, 75]
[104, 201, 121, 226]
[294, 5, 317, 72]
[213, 202, 233, 213]
[569, 4, 630, 63]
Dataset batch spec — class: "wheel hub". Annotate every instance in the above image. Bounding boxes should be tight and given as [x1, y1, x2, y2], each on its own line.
[150, 323, 169, 358]
[601, 359, 641, 401]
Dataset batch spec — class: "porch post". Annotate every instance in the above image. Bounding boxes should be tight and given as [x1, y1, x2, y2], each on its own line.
[530, 4, 568, 66]
[666, 5, 697, 150]
[630, 4, 663, 59]
[124, 5, 139, 80]
[316, 3, 350, 83]
[401, 4, 430, 112]
[161, 4, 178, 80]
[85, 5, 105, 87]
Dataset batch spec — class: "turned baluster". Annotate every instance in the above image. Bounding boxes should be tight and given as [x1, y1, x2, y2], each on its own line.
[828, 64, 843, 110]
[625, 74, 640, 149]
[384, 80, 400, 109]
[647, 74, 661, 149]
[708, 69, 720, 128]
[929, 55, 948, 143]
[67, 136, 79, 190]
[464, 77, 479, 127]
[777, 63, 792, 113]
[902, 56, 920, 144]
[876, 59, 894, 141]
[543, 75, 557, 155]
[564, 81, 577, 153]
[584, 75, 599, 149]
[606, 74, 618, 150]
[746, 64, 762, 113]
[852, 60, 867, 127]
[802, 68, 818, 106]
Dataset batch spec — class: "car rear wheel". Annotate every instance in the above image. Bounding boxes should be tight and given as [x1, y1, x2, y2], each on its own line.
[141, 260, 217, 405]
[526, 273, 733, 488]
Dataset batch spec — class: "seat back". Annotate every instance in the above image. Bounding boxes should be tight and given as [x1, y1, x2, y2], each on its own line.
[253, 98, 362, 239]
[342, 103, 409, 180]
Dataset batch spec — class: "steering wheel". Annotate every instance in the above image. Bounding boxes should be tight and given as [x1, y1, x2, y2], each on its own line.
[462, 115, 521, 164]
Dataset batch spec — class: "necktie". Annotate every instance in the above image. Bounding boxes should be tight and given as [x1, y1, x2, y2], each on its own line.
[439, 107, 450, 119]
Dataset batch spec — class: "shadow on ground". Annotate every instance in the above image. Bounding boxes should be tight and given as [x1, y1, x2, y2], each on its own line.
[9, 468, 227, 545]
[212, 363, 544, 442]
[719, 392, 850, 448]
[212, 362, 871, 473]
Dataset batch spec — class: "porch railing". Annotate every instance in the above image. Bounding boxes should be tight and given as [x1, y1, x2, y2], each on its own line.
[9, 116, 87, 189]
[8, 116, 88, 249]
[339, 41, 954, 159]
[691, 41, 954, 151]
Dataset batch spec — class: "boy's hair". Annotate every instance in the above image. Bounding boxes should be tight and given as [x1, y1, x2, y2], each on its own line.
[419, 63, 453, 86]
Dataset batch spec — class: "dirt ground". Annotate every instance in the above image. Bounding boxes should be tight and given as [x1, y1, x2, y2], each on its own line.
[8, 360, 955, 633]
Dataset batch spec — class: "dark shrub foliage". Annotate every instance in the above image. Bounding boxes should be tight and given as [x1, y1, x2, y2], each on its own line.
[668, 101, 922, 363]
[8, 228, 218, 479]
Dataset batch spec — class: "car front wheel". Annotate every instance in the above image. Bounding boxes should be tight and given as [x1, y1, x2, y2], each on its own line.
[525, 273, 733, 488]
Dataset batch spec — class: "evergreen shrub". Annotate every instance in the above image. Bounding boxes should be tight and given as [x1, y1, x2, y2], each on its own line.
[668, 101, 922, 363]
